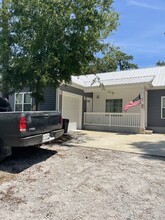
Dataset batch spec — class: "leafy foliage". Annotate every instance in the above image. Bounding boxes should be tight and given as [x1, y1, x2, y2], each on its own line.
[0, 0, 119, 108]
[86, 47, 138, 74]
[156, 60, 165, 66]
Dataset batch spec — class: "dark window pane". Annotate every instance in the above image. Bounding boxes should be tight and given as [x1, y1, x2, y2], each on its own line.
[24, 93, 31, 104]
[162, 108, 165, 118]
[15, 104, 22, 111]
[24, 104, 32, 111]
[106, 99, 122, 113]
[15, 94, 22, 104]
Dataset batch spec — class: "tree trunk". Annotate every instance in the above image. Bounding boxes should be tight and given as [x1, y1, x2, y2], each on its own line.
[1, 0, 10, 99]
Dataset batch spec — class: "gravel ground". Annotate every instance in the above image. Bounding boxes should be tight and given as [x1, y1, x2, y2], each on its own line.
[0, 134, 165, 220]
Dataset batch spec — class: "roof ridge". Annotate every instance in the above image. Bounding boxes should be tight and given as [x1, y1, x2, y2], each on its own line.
[83, 75, 156, 83]
[101, 75, 156, 81]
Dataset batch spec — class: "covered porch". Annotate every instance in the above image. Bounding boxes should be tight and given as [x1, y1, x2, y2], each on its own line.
[70, 71, 155, 133]
[83, 85, 148, 134]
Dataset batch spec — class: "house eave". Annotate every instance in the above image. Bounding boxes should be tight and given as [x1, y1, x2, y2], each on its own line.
[60, 81, 85, 90]
[84, 82, 153, 93]
[71, 82, 85, 90]
[148, 86, 165, 90]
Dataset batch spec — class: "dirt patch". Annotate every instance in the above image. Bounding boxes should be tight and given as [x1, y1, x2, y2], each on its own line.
[0, 172, 15, 184]
[0, 134, 165, 220]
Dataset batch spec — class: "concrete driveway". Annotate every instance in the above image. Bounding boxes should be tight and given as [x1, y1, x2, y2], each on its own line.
[65, 130, 165, 157]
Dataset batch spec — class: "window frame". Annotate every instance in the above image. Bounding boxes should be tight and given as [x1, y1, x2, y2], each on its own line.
[14, 92, 32, 112]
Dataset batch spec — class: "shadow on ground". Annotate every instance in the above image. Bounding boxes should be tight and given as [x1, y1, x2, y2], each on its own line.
[0, 147, 57, 174]
[52, 133, 73, 144]
[0, 134, 73, 174]
[53, 132, 94, 146]
[130, 140, 165, 161]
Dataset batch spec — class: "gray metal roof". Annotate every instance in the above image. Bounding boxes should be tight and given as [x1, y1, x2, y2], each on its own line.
[71, 66, 165, 88]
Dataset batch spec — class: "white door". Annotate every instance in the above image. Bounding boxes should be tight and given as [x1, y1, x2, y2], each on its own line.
[62, 92, 82, 131]
[86, 97, 93, 112]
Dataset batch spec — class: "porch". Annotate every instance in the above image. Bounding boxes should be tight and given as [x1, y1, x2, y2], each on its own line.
[83, 84, 148, 133]
[84, 112, 142, 133]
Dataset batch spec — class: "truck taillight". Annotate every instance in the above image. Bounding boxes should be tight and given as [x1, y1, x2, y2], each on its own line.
[19, 116, 27, 132]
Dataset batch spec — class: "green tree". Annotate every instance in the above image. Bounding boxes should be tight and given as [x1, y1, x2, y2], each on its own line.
[0, 0, 119, 109]
[114, 48, 138, 71]
[87, 46, 138, 74]
[156, 60, 165, 66]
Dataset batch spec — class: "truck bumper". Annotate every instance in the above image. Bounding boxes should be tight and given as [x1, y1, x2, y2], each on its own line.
[19, 129, 64, 147]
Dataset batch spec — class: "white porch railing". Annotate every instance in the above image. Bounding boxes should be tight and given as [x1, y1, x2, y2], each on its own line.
[84, 112, 141, 128]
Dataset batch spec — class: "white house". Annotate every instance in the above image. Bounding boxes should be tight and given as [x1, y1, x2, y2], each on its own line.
[4, 66, 165, 134]
[59, 66, 165, 133]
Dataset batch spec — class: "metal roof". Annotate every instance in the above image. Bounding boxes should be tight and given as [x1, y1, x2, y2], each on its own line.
[71, 66, 165, 88]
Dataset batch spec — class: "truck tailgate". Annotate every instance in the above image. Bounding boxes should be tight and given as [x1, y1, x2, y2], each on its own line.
[24, 111, 62, 137]
[0, 111, 63, 147]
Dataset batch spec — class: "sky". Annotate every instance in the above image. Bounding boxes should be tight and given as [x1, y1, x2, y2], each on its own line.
[109, 0, 165, 68]
[0, 0, 164, 68]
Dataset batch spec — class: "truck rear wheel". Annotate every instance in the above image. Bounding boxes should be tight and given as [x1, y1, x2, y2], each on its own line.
[0, 139, 12, 161]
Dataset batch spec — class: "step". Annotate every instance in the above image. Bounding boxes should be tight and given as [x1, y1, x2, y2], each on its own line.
[144, 130, 153, 134]
[139, 128, 153, 134]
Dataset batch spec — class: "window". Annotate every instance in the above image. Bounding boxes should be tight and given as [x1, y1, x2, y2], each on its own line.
[106, 99, 122, 113]
[161, 97, 165, 119]
[15, 92, 32, 111]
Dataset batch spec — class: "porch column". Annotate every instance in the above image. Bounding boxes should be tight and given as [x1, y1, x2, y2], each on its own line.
[56, 88, 60, 111]
[140, 89, 145, 133]
[57, 88, 63, 112]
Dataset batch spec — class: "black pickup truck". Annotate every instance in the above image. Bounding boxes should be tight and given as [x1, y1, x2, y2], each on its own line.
[0, 97, 64, 161]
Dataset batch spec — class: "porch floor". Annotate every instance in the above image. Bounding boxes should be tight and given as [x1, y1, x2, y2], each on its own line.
[65, 130, 165, 157]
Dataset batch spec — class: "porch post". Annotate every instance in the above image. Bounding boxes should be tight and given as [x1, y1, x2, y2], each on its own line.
[140, 89, 145, 134]
[109, 114, 112, 127]
[56, 88, 60, 111]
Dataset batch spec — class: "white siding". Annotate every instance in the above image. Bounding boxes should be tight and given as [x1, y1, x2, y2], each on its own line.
[92, 87, 144, 113]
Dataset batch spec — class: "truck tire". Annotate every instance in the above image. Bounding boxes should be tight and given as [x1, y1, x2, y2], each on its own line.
[0, 139, 12, 161]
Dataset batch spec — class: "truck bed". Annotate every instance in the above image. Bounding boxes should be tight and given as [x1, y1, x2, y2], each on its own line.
[0, 111, 64, 147]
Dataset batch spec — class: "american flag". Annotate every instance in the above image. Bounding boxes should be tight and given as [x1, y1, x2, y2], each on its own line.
[123, 94, 141, 112]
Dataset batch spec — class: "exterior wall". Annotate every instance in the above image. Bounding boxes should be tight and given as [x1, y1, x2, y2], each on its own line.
[39, 87, 56, 111]
[8, 94, 14, 110]
[92, 87, 143, 113]
[9, 87, 56, 111]
[147, 89, 165, 132]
